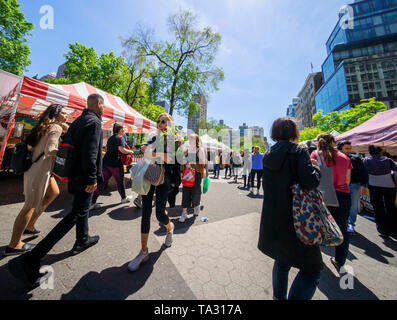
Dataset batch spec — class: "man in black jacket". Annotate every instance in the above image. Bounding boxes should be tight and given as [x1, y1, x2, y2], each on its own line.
[338, 141, 369, 235]
[8, 94, 104, 286]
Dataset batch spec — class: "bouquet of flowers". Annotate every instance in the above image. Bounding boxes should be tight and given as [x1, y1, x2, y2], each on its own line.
[159, 126, 185, 157]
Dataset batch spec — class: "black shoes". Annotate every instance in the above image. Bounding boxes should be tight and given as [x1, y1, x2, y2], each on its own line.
[71, 235, 100, 256]
[330, 257, 341, 273]
[3, 243, 36, 256]
[23, 229, 41, 235]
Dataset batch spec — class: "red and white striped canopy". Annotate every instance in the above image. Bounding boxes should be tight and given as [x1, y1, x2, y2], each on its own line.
[19, 76, 157, 133]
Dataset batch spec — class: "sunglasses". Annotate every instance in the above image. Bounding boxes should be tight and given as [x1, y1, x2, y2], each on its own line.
[157, 119, 166, 124]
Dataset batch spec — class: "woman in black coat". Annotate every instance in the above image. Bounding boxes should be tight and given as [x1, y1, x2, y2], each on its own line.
[258, 117, 322, 300]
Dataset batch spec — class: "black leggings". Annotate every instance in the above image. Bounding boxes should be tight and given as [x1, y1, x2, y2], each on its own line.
[141, 177, 171, 234]
[182, 172, 202, 208]
[250, 169, 263, 190]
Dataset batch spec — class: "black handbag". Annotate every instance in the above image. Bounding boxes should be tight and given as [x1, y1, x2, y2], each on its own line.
[10, 142, 44, 175]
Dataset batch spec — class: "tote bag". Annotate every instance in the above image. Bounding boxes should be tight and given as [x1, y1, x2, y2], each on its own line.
[130, 159, 151, 195]
[291, 184, 344, 246]
[315, 152, 339, 208]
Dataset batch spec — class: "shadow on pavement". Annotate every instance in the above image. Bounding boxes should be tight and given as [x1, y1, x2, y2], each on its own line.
[0, 174, 24, 206]
[349, 233, 395, 264]
[60, 246, 165, 300]
[320, 246, 358, 262]
[108, 207, 142, 221]
[50, 203, 121, 220]
[0, 251, 72, 299]
[317, 264, 379, 300]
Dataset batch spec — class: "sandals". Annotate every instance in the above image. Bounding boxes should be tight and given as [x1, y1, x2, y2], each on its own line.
[3, 243, 36, 256]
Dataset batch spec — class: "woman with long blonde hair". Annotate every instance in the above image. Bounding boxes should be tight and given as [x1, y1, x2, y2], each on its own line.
[128, 113, 177, 271]
[4, 104, 68, 256]
[179, 134, 207, 223]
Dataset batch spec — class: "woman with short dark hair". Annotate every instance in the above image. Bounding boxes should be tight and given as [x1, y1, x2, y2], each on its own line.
[258, 117, 322, 300]
[364, 145, 397, 240]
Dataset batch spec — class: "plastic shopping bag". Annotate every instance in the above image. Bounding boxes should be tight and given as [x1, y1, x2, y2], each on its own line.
[203, 176, 209, 194]
[182, 168, 196, 187]
[130, 159, 151, 195]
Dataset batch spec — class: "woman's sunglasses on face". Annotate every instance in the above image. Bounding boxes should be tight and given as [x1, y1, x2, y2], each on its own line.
[157, 119, 166, 124]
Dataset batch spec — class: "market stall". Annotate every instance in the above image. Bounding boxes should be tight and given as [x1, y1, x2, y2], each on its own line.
[335, 107, 397, 154]
[0, 72, 157, 167]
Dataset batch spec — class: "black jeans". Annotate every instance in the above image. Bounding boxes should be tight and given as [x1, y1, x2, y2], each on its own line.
[25, 185, 92, 264]
[182, 172, 202, 208]
[250, 169, 263, 190]
[368, 186, 397, 236]
[328, 191, 351, 267]
[141, 176, 171, 234]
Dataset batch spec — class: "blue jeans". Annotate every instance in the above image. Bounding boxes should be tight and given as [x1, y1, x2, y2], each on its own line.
[213, 164, 220, 177]
[348, 183, 361, 227]
[272, 261, 321, 300]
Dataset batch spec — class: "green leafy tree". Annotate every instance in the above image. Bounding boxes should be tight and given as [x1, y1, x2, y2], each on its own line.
[299, 127, 324, 143]
[0, 0, 34, 75]
[46, 42, 128, 95]
[314, 98, 387, 133]
[122, 10, 225, 116]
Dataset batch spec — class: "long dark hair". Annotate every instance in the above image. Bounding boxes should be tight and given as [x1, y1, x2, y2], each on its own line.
[317, 133, 336, 165]
[26, 104, 64, 147]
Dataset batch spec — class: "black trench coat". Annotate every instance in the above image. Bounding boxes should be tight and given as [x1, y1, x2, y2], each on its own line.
[258, 141, 323, 273]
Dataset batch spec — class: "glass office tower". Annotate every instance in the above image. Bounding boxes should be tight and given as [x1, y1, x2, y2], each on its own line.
[315, 0, 397, 114]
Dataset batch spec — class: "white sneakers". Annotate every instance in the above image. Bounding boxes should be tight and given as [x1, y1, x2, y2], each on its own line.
[179, 211, 187, 223]
[193, 206, 200, 216]
[121, 195, 133, 204]
[164, 222, 174, 247]
[133, 197, 142, 208]
[179, 206, 200, 223]
[128, 249, 150, 272]
[90, 203, 101, 210]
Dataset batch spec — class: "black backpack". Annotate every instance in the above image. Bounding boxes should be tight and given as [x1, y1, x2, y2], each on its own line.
[10, 142, 44, 175]
[51, 135, 75, 182]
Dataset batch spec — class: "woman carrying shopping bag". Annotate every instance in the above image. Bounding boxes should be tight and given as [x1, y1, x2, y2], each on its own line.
[179, 134, 207, 223]
[127, 113, 180, 272]
[258, 117, 322, 300]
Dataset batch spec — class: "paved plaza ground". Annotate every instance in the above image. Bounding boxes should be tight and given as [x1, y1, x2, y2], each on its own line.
[0, 172, 396, 300]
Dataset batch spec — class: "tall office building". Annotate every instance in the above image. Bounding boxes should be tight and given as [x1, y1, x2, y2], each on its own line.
[315, 0, 397, 114]
[286, 98, 300, 118]
[156, 101, 170, 113]
[295, 72, 324, 130]
[187, 94, 207, 132]
[239, 123, 249, 137]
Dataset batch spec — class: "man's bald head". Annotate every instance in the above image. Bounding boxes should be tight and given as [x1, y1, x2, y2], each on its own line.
[87, 94, 104, 116]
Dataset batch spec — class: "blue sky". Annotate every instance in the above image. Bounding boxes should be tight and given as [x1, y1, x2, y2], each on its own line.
[18, 0, 349, 138]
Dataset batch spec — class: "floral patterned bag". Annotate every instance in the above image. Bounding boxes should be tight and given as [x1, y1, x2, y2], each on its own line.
[291, 184, 344, 246]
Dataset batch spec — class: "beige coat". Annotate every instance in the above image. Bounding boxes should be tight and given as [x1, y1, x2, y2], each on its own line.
[23, 123, 63, 212]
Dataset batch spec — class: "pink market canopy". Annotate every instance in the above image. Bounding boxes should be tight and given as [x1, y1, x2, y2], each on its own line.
[18, 76, 157, 133]
[336, 108, 397, 153]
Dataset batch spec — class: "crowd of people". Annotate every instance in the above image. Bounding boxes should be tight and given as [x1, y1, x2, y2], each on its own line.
[2, 95, 397, 300]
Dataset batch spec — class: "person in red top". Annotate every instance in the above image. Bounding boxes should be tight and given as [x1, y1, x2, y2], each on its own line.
[310, 133, 352, 273]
